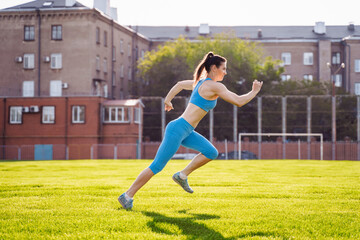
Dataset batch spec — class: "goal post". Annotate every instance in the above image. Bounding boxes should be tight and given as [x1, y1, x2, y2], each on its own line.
[238, 133, 323, 160]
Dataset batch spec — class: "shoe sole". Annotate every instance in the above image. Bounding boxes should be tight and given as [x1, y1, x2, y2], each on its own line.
[118, 196, 131, 209]
[172, 175, 193, 194]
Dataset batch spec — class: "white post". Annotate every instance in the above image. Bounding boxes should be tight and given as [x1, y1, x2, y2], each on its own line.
[298, 139, 301, 160]
[209, 109, 214, 143]
[238, 133, 242, 160]
[225, 139, 228, 160]
[18, 146, 21, 161]
[320, 135, 323, 160]
[90, 145, 93, 160]
[114, 145, 117, 160]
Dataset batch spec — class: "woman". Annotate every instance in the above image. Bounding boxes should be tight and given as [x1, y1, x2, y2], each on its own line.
[118, 52, 263, 209]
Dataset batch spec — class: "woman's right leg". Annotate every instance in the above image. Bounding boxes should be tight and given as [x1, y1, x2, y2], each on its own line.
[126, 168, 154, 198]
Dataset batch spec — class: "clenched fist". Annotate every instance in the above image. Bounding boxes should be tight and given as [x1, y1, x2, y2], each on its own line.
[252, 79, 263, 93]
[164, 101, 174, 112]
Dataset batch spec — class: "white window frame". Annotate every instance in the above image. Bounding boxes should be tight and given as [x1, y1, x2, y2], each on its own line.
[9, 106, 22, 124]
[120, 39, 124, 53]
[332, 74, 342, 87]
[103, 84, 108, 98]
[128, 43, 131, 57]
[134, 107, 141, 124]
[120, 64, 124, 78]
[103, 58, 107, 73]
[141, 50, 145, 59]
[50, 80, 62, 96]
[281, 74, 291, 81]
[42, 106, 55, 124]
[72, 105, 85, 123]
[303, 52, 313, 65]
[22, 81, 34, 97]
[355, 83, 360, 95]
[51, 53, 62, 69]
[332, 52, 341, 65]
[24, 54, 35, 69]
[281, 52, 291, 65]
[103, 106, 130, 123]
[96, 27, 100, 44]
[24, 25, 35, 41]
[304, 74, 313, 81]
[128, 66, 132, 80]
[96, 56, 100, 71]
[355, 59, 360, 73]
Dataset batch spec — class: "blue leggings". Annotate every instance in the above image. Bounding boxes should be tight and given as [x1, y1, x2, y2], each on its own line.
[149, 117, 218, 174]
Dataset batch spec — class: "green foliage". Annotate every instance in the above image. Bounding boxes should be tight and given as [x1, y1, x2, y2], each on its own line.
[1, 160, 360, 239]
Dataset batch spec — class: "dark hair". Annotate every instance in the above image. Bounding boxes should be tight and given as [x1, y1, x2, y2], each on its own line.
[193, 52, 227, 86]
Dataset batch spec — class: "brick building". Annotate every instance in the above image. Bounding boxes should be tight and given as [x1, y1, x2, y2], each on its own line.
[136, 23, 360, 94]
[0, 96, 144, 160]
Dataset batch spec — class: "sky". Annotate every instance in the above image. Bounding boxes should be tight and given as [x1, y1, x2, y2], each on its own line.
[0, 0, 359, 27]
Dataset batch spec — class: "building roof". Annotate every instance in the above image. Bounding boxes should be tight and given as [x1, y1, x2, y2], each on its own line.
[135, 25, 360, 42]
[102, 99, 145, 107]
[2, 0, 88, 10]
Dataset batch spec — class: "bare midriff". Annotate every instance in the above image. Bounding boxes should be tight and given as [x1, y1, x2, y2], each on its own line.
[180, 103, 208, 128]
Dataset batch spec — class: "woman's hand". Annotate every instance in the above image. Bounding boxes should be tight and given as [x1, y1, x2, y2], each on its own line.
[252, 79, 263, 93]
[164, 100, 174, 112]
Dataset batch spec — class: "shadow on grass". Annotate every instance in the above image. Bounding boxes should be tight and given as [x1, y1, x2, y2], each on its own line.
[141, 210, 280, 239]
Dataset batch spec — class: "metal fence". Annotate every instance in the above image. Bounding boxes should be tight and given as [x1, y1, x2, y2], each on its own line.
[1, 141, 359, 161]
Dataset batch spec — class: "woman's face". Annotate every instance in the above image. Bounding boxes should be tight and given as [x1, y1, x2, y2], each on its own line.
[211, 62, 227, 81]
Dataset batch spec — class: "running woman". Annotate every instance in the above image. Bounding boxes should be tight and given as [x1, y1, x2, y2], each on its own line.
[118, 52, 263, 209]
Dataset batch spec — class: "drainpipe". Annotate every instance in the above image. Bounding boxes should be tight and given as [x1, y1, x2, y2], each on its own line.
[111, 20, 114, 99]
[65, 97, 68, 151]
[36, 9, 41, 97]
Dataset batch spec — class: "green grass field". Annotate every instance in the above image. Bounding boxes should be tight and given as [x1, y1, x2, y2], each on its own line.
[0, 159, 359, 240]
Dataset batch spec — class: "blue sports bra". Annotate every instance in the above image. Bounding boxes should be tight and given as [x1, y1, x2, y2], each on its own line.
[189, 78, 218, 112]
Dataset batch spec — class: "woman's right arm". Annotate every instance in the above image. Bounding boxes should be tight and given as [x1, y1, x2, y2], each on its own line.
[164, 80, 194, 111]
[214, 80, 263, 107]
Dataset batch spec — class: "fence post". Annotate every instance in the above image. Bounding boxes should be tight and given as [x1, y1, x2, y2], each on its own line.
[66, 145, 69, 160]
[307, 96, 312, 159]
[161, 97, 165, 140]
[282, 97, 287, 159]
[233, 105, 237, 155]
[18, 146, 21, 161]
[332, 96, 336, 160]
[358, 96, 360, 161]
[225, 139, 228, 160]
[90, 145, 93, 160]
[258, 97, 262, 159]
[209, 109, 214, 143]
[114, 145, 117, 160]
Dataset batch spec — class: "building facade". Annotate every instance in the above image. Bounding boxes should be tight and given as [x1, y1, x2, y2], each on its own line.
[0, 0, 150, 99]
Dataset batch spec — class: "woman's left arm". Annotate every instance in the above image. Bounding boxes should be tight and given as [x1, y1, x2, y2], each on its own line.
[164, 80, 194, 111]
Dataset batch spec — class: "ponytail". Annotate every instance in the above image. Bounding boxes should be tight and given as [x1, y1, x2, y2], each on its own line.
[193, 51, 226, 87]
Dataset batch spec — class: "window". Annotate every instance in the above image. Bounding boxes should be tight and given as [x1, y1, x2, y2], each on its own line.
[355, 83, 360, 95]
[94, 81, 101, 96]
[281, 53, 291, 65]
[355, 59, 360, 73]
[112, 46, 116, 61]
[134, 108, 141, 124]
[332, 52, 340, 65]
[24, 54, 35, 69]
[23, 81, 34, 97]
[9, 106, 22, 124]
[120, 65, 124, 78]
[103, 107, 130, 123]
[103, 58, 107, 73]
[96, 56, 100, 71]
[43, 1, 53, 6]
[304, 74, 313, 81]
[24, 25, 35, 41]
[120, 39, 124, 53]
[281, 74, 291, 81]
[51, 53, 62, 69]
[50, 80, 62, 96]
[332, 74, 342, 87]
[51, 25, 62, 40]
[104, 31, 107, 47]
[72, 106, 85, 123]
[128, 66, 132, 80]
[303, 52, 313, 65]
[128, 43, 131, 57]
[42, 106, 55, 124]
[141, 50, 145, 59]
[96, 27, 100, 44]
[103, 84, 108, 98]
[112, 71, 116, 86]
